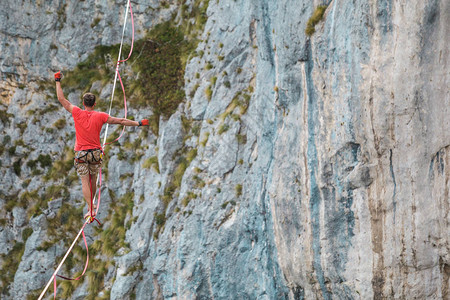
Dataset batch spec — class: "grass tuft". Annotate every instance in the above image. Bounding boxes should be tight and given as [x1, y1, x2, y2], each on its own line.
[305, 5, 328, 36]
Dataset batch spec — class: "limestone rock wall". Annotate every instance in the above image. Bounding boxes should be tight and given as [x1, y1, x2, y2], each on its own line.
[0, 0, 448, 299]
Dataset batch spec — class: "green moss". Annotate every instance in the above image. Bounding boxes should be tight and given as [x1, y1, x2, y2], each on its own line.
[3, 135, 11, 144]
[0, 242, 26, 295]
[189, 83, 200, 98]
[0, 109, 13, 124]
[63, 44, 119, 93]
[160, 147, 197, 208]
[182, 191, 197, 207]
[193, 175, 205, 189]
[13, 159, 22, 176]
[143, 156, 160, 173]
[8, 146, 16, 156]
[37, 154, 52, 168]
[129, 21, 197, 120]
[205, 62, 213, 70]
[186, 148, 198, 163]
[181, 115, 193, 133]
[200, 132, 210, 147]
[91, 17, 101, 28]
[235, 184, 242, 197]
[148, 114, 160, 135]
[217, 124, 229, 135]
[205, 85, 213, 101]
[54, 118, 67, 129]
[305, 5, 328, 36]
[155, 212, 166, 226]
[236, 133, 247, 144]
[44, 149, 74, 182]
[22, 227, 33, 242]
[191, 123, 201, 137]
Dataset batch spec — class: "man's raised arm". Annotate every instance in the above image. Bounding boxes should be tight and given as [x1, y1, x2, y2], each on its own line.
[54, 71, 74, 113]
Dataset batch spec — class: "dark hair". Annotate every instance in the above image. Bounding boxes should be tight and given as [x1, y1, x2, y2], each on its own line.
[83, 93, 96, 107]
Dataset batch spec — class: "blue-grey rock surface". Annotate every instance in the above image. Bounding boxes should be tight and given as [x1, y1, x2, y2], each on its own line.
[0, 0, 449, 299]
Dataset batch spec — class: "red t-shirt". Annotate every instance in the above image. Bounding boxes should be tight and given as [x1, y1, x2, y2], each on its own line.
[72, 106, 109, 151]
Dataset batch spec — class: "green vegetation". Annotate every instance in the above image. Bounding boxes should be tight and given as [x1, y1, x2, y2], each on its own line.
[189, 83, 200, 98]
[200, 132, 210, 147]
[54, 118, 67, 129]
[22, 228, 33, 241]
[62, 43, 122, 93]
[221, 200, 236, 209]
[92, 191, 134, 257]
[8, 146, 16, 156]
[205, 62, 213, 70]
[13, 159, 22, 176]
[205, 85, 213, 101]
[305, 5, 328, 36]
[178, 0, 210, 39]
[236, 133, 247, 145]
[44, 148, 74, 182]
[143, 156, 160, 173]
[182, 191, 197, 207]
[235, 184, 243, 197]
[217, 124, 229, 135]
[48, 0, 209, 136]
[0, 242, 26, 295]
[0, 109, 13, 124]
[91, 17, 101, 28]
[130, 22, 195, 120]
[193, 175, 205, 189]
[157, 145, 198, 237]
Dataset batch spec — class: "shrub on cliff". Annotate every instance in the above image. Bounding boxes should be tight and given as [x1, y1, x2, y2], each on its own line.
[305, 5, 328, 36]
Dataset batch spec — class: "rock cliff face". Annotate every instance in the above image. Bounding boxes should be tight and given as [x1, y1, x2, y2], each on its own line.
[0, 0, 449, 299]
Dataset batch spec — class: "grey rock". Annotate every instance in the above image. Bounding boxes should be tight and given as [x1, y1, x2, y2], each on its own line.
[12, 207, 26, 228]
[1, 0, 449, 299]
[158, 110, 184, 174]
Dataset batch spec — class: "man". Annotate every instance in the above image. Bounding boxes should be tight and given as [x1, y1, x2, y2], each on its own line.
[54, 71, 148, 218]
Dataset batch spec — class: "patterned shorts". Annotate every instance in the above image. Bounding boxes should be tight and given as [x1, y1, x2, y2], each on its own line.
[74, 149, 103, 177]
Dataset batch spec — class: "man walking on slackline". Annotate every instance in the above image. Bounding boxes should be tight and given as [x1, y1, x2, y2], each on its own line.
[54, 71, 148, 218]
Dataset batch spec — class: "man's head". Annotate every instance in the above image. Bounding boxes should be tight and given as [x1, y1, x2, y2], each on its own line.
[82, 93, 96, 107]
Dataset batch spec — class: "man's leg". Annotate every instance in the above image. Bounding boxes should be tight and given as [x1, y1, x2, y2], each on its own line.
[90, 172, 98, 213]
[80, 174, 94, 213]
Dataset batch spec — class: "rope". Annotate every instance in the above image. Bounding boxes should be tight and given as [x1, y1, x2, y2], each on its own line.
[38, 1, 134, 298]
[37, 219, 89, 300]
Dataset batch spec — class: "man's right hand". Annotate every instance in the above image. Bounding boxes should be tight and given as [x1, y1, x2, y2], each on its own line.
[54, 71, 62, 82]
[139, 119, 149, 126]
